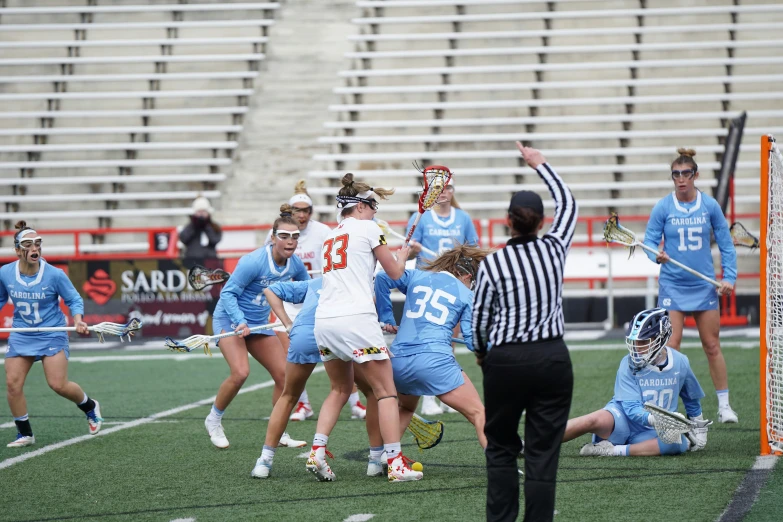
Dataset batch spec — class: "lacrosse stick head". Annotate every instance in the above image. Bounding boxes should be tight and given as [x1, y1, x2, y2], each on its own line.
[188, 265, 230, 291]
[164, 335, 212, 356]
[91, 318, 143, 343]
[625, 308, 672, 371]
[643, 402, 694, 444]
[730, 222, 759, 250]
[407, 414, 445, 452]
[417, 165, 452, 213]
[603, 211, 637, 256]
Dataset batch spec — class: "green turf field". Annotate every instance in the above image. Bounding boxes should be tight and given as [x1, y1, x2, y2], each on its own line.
[0, 341, 774, 522]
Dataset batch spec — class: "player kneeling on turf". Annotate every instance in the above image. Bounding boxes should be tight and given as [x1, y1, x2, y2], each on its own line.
[565, 308, 710, 456]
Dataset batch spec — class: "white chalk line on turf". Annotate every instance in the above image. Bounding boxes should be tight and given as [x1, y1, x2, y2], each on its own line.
[0, 366, 325, 471]
[344, 515, 374, 522]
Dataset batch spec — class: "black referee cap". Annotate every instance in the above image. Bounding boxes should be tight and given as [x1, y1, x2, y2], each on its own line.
[509, 190, 544, 217]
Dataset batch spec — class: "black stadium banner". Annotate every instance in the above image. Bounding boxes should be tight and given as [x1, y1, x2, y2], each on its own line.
[69, 258, 225, 339]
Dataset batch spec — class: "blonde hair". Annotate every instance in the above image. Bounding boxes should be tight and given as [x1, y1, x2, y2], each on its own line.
[293, 179, 310, 197]
[671, 147, 698, 171]
[422, 243, 494, 280]
[338, 173, 395, 217]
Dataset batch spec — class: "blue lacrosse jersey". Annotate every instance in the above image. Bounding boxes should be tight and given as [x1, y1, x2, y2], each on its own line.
[643, 191, 737, 288]
[214, 245, 309, 327]
[375, 268, 474, 355]
[406, 208, 479, 267]
[613, 347, 705, 431]
[0, 260, 84, 353]
[268, 278, 322, 331]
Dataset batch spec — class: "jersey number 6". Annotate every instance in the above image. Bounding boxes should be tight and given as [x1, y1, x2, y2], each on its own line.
[323, 234, 349, 273]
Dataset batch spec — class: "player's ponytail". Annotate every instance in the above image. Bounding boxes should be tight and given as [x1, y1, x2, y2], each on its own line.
[338, 173, 394, 200]
[273, 203, 298, 234]
[422, 243, 494, 283]
[671, 147, 698, 171]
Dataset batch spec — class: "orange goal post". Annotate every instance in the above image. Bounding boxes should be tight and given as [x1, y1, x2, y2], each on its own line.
[761, 134, 783, 455]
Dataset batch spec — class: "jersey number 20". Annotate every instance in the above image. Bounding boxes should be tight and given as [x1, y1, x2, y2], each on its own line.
[323, 234, 348, 273]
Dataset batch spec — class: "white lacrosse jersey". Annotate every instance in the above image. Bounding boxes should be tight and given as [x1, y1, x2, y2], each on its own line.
[315, 217, 387, 319]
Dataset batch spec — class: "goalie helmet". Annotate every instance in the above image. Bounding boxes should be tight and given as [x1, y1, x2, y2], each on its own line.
[625, 307, 672, 371]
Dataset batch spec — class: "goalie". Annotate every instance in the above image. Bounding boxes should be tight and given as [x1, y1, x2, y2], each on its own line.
[568, 307, 710, 456]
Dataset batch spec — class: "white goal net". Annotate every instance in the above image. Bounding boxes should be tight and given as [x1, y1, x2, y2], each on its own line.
[766, 135, 783, 454]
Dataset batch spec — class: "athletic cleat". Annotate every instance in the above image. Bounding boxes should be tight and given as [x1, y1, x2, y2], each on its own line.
[279, 431, 307, 448]
[388, 454, 423, 482]
[205, 417, 229, 449]
[306, 446, 336, 482]
[86, 400, 103, 435]
[367, 459, 388, 477]
[718, 406, 739, 424]
[351, 400, 367, 420]
[289, 401, 314, 422]
[421, 396, 443, 416]
[7, 433, 35, 448]
[579, 440, 616, 457]
[251, 457, 273, 479]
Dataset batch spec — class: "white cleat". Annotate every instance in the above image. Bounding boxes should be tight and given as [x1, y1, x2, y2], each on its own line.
[279, 431, 307, 448]
[7, 434, 35, 448]
[388, 455, 423, 482]
[289, 401, 314, 422]
[579, 440, 616, 457]
[421, 396, 443, 416]
[306, 446, 336, 482]
[351, 401, 367, 420]
[367, 460, 388, 477]
[205, 417, 229, 449]
[251, 457, 273, 479]
[718, 406, 739, 424]
[87, 400, 103, 435]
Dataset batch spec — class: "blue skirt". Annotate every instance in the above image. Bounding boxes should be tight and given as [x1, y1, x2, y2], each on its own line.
[391, 352, 465, 397]
[658, 281, 719, 312]
[287, 325, 320, 365]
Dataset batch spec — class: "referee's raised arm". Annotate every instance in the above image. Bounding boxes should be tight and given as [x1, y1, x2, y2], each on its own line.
[475, 142, 576, 522]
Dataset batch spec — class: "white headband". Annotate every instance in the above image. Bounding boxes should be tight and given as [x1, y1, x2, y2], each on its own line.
[289, 193, 313, 207]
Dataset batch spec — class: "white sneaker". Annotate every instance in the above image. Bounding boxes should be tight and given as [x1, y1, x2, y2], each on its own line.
[7, 433, 35, 448]
[421, 396, 443, 416]
[579, 440, 616, 457]
[718, 406, 739, 424]
[441, 401, 459, 414]
[351, 400, 367, 420]
[251, 457, 273, 479]
[279, 431, 307, 448]
[388, 455, 423, 482]
[87, 400, 103, 435]
[289, 401, 314, 422]
[204, 416, 229, 449]
[367, 459, 388, 477]
[306, 446, 336, 482]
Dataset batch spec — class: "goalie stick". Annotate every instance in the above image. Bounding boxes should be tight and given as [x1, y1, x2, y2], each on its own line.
[643, 402, 712, 445]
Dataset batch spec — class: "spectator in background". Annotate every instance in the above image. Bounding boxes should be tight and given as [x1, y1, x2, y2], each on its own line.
[180, 196, 222, 258]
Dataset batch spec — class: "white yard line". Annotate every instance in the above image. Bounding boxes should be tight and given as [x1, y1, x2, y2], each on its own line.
[344, 515, 374, 522]
[0, 366, 325, 471]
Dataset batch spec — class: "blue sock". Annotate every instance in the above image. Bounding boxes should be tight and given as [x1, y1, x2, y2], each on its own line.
[211, 404, 225, 419]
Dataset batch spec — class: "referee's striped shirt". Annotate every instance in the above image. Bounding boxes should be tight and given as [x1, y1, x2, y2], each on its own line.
[472, 163, 578, 353]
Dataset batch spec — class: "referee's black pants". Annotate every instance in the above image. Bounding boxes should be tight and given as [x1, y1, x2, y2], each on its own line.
[482, 339, 573, 522]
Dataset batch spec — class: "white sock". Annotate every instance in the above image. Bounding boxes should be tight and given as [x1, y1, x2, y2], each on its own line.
[717, 389, 730, 409]
[209, 404, 225, 421]
[613, 445, 629, 456]
[385, 442, 401, 460]
[261, 445, 276, 462]
[299, 389, 310, 405]
[349, 391, 360, 404]
[313, 433, 328, 447]
[79, 392, 88, 405]
[369, 446, 384, 462]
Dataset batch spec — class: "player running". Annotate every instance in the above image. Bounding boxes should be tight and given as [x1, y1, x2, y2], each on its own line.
[1, 221, 102, 447]
[572, 308, 711, 456]
[375, 244, 492, 449]
[643, 148, 738, 423]
[205, 205, 309, 450]
[307, 173, 422, 482]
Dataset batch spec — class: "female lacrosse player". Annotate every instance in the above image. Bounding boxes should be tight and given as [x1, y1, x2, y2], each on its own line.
[205, 205, 309, 450]
[405, 179, 479, 415]
[307, 173, 423, 482]
[375, 244, 492, 448]
[1, 221, 101, 448]
[643, 148, 738, 423]
[574, 308, 711, 456]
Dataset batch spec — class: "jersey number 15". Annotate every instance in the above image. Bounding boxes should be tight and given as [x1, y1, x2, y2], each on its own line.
[323, 234, 348, 273]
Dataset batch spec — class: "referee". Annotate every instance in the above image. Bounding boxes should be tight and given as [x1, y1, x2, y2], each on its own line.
[473, 143, 577, 522]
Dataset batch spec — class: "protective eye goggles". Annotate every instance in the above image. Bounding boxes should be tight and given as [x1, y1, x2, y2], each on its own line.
[671, 169, 696, 180]
[291, 206, 312, 215]
[18, 237, 43, 249]
[274, 231, 301, 241]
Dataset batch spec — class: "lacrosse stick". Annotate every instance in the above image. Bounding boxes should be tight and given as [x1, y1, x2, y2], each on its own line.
[643, 402, 712, 444]
[730, 222, 759, 250]
[376, 218, 437, 256]
[405, 165, 453, 247]
[188, 265, 230, 291]
[0, 318, 142, 343]
[408, 413, 444, 452]
[603, 212, 720, 288]
[164, 321, 282, 356]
